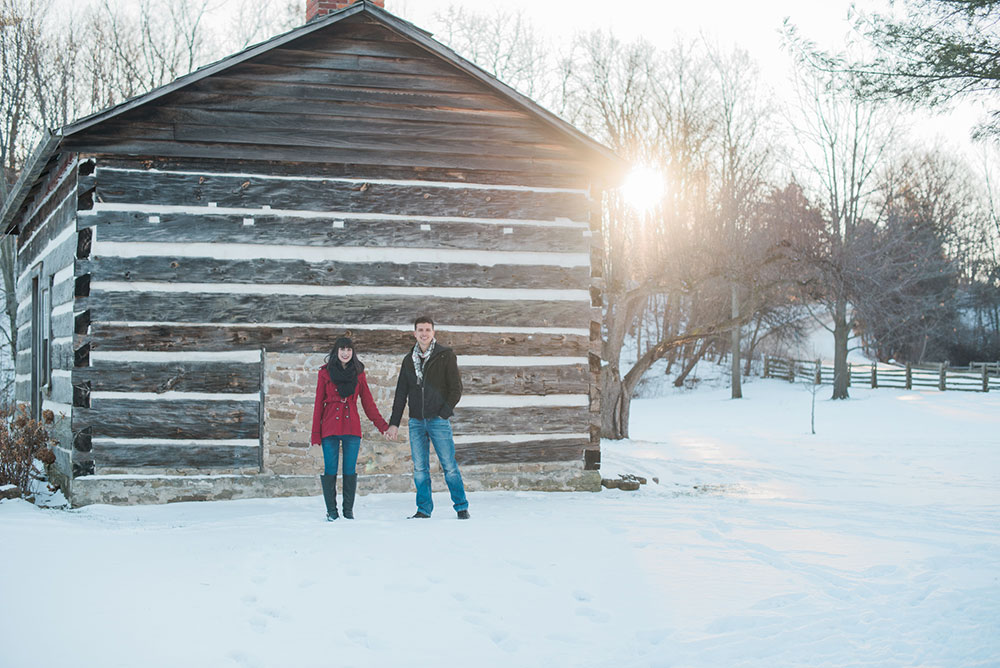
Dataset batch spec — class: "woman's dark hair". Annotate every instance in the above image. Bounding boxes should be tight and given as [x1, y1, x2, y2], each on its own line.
[325, 336, 355, 368]
[325, 336, 363, 398]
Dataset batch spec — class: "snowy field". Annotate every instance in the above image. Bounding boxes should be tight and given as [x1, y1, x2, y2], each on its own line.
[2, 378, 999, 667]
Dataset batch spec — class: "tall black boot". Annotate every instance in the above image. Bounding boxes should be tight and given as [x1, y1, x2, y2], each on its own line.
[342, 474, 357, 519]
[320, 474, 338, 521]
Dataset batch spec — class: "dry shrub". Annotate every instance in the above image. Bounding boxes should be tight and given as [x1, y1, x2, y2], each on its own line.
[0, 404, 57, 498]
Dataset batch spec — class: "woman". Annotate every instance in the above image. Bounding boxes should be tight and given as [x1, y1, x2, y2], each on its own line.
[311, 337, 389, 521]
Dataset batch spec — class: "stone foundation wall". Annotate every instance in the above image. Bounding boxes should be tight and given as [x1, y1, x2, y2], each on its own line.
[69, 465, 601, 506]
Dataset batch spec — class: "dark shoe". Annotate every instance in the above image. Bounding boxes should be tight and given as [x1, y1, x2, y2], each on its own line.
[457, 510, 470, 520]
[320, 475, 339, 521]
[342, 474, 357, 519]
[408, 511, 430, 519]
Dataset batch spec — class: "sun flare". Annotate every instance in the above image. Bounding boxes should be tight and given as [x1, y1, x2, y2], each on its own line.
[621, 165, 665, 213]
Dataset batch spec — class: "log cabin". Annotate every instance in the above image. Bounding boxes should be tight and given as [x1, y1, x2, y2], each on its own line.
[0, 0, 620, 505]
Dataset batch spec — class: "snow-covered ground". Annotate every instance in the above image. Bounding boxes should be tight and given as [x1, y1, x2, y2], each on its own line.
[2, 378, 999, 667]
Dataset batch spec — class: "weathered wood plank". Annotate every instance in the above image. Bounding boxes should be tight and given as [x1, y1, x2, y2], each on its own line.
[63, 137, 588, 176]
[92, 442, 260, 469]
[322, 18, 414, 43]
[19, 375, 75, 406]
[45, 373, 74, 405]
[259, 47, 467, 77]
[15, 155, 77, 249]
[16, 234, 79, 294]
[462, 365, 590, 395]
[181, 75, 518, 113]
[223, 62, 481, 94]
[53, 339, 75, 371]
[73, 400, 260, 439]
[144, 106, 557, 144]
[86, 292, 591, 329]
[15, 348, 30, 375]
[47, 410, 74, 453]
[455, 439, 587, 465]
[17, 198, 76, 273]
[450, 406, 590, 434]
[15, 301, 73, 340]
[82, 208, 588, 248]
[16, 260, 78, 303]
[80, 256, 589, 291]
[88, 174, 589, 225]
[80, 120, 572, 165]
[75, 361, 261, 394]
[83, 155, 590, 190]
[80, 324, 590, 356]
[162, 91, 539, 131]
[167, 91, 552, 138]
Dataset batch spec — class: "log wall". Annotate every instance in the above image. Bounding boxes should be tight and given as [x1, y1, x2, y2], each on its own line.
[13, 153, 80, 484]
[24, 12, 604, 488]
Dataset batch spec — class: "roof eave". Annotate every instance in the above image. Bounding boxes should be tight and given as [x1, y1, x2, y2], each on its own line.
[1, 131, 62, 236]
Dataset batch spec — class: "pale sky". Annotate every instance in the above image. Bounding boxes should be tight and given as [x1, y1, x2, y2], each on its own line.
[390, 0, 984, 155]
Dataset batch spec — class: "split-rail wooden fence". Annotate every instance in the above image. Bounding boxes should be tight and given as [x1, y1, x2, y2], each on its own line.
[763, 356, 1000, 393]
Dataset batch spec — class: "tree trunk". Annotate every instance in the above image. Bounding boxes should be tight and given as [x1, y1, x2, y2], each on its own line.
[674, 338, 710, 387]
[743, 314, 763, 377]
[832, 297, 850, 399]
[600, 365, 629, 439]
[731, 282, 742, 398]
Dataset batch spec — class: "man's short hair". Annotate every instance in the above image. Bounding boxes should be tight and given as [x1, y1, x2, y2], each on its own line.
[414, 316, 435, 329]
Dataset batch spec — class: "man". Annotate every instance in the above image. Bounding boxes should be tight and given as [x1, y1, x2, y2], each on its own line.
[386, 316, 470, 520]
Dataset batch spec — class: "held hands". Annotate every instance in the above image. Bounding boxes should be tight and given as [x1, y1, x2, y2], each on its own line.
[385, 425, 399, 441]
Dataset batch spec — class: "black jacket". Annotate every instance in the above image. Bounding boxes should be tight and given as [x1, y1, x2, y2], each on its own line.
[389, 343, 463, 425]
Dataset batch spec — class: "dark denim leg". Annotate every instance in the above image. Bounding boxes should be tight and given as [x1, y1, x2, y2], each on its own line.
[408, 420, 433, 515]
[427, 418, 468, 512]
[320, 435, 341, 476]
[341, 435, 361, 475]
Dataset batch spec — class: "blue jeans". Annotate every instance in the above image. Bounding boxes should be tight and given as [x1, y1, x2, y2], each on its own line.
[408, 417, 468, 515]
[321, 435, 361, 476]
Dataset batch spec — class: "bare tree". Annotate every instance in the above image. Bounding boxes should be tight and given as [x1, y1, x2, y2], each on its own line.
[789, 67, 897, 399]
[431, 5, 555, 103]
[705, 45, 775, 398]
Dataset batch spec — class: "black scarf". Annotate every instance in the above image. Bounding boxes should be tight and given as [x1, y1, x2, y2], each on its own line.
[327, 358, 364, 399]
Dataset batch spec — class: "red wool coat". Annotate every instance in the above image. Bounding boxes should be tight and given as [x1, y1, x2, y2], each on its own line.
[311, 368, 389, 444]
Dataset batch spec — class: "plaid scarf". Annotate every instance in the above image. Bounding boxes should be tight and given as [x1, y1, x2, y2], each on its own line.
[412, 339, 436, 386]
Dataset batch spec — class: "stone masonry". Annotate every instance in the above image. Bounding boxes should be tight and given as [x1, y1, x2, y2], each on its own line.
[263, 351, 409, 476]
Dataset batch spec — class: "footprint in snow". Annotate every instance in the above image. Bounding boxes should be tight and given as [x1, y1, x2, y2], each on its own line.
[345, 628, 385, 649]
[634, 628, 671, 645]
[572, 590, 592, 602]
[518, 572, 547, 587]
[226, 650, 262, 668]
[489, 630, 519, 653]
[576, 606, 610, 623]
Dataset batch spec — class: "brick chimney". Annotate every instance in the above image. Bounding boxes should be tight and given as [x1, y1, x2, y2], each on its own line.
[306, 0, 384, 22]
